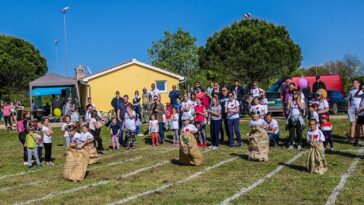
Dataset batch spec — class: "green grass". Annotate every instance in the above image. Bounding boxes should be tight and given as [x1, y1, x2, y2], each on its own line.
[0, 119, 363, 205]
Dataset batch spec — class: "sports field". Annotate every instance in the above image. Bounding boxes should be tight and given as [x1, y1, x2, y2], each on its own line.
[0, 119, 363, 205]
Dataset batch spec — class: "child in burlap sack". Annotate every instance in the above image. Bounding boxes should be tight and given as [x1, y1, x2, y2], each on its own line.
[306, 119, 328, 175]
[178, 114, 204, 166]
[248, 124, 269, 162]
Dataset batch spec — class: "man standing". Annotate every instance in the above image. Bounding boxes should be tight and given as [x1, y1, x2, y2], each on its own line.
[312, 75, 326, 94]
[111, 91, 123, 114]
[232, 80, 246, 115]
[149, 83, 161, 101]
[169, 85, 180, 109]
[348, 79, 361, 143]
[151, 96, 166, 144]
[117, 96, 127, 146]
[142, 88, 150, 123]
[220, 86, 230, 144]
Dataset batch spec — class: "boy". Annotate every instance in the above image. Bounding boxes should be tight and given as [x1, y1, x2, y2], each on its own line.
[266, 113, 280, 146]
[25, 126, 41, 168]
[124, 105, 137, 149]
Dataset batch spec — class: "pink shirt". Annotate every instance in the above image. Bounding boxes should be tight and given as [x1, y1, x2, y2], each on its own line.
[194, 105, 205, 122]
[201, 95, 210, 108]
[2, 105, 11, 116]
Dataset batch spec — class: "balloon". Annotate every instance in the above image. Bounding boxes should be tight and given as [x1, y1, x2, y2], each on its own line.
[53, 108, 62, 117]
[298, 78, 308, 89]
[316, 89, 327, 99]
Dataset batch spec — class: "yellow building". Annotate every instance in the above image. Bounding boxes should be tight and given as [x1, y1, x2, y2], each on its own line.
[80, 59, 185, 112]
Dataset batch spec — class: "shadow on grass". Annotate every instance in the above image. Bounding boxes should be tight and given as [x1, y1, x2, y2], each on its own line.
[230, 153, 250, 161]
[170, 159, 195, 166]
[327, 150, 362, 159]
[278, 162, 307, 172]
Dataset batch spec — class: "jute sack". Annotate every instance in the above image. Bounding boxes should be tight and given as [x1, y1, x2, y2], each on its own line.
[307, 143, 327, 175]
[84, 143, 99, 165]
[248, 126, 269, 161]
[63, 143, 90, 181]
[179, 133, 204, 166]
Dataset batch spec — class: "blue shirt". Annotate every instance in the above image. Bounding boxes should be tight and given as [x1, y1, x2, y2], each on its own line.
[169, 90, 180, 106]
[110, 124, 121, 135]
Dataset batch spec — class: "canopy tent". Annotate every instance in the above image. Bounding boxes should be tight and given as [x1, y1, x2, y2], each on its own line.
[29, 73, 80, 109]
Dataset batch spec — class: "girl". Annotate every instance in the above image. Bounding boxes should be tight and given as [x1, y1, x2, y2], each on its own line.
[194, 98, 207, 147]
[190, 92, 197, 117]
[207, 98, 222, 149]
[61, 115, 73, 147]
[135, 112, 142, 136]
[109, 118, 121, 150]
[124, 105, 137, 149]
[308, 103, 319, 124]
[286, 89, 306, 151]
[320, 114, 333, 151]
[133, 90, 141, 119]
[36, 130, 43, 163]
[225, 92, 242, 147]
[70, 125, 94, 149]
[17, 112, 30, 165]
[41, 118, 54, 166]
[149, 114, 159, 146]
[181, 93, 193, 118]
[260, 92, 268, 115]
[250, 97, 266, 118]
[171, 108, 180, 145]
[249, 112, 267, 129]
[307, 119, 327, 174]
[2, 101, 12, 132]
[89, 110, 105, 154]
[181, 114, 198, 134]
[25, 126, 41, 168]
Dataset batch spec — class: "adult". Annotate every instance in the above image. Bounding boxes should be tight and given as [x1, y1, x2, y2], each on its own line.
[281, 78, 293, 116]
[225, 92, 242, 147]
[208, 98, 222, 149]
[123, 95, 132, 107]
[211, 83, 221, 98]
[250, 81, 264, 98]
[62, 97, 73, 117]
[142, 88, 151, 123]
[220, 86, 230, 144]
[169, 85, 180, 108]
[111, 91, 123, 114]
[266, 113, 279, 146]
[316, 90, 329, 116]
[312, 75, 326, 94]
[286, 89, 306, 150]
[133, 90, 141, 119]
[70, 105, 80, 123]
[348, 79, 361, 143]
[44, 103, 51, 116]
[2, 101, 12, 131]
[117, 96, 127, 146]
[86, 97, 96, 110]
[150, 96, 166, 143]
[354, 83, 364, 146]
[149, 83, 161, 101]
[206, 81, 214, 98]
[232, 80, 246, 115]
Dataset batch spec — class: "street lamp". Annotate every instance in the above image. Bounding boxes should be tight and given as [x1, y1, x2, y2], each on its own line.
[62, 6, 69, 77]
[54, 40, 59, 71]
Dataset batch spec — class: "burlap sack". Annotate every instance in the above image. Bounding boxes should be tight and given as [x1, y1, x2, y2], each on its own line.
[307, 143, 327, 175]
[178, 133, 204, 166]
[84, 143, 99, 165]
[63, 144, 90, 181]
[248, 126, 269, 161]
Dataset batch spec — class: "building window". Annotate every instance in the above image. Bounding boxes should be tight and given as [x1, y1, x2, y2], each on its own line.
[155, 80, 167, 92]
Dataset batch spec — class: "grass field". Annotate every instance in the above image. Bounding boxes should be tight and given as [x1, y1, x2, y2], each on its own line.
[0, 119, 363, 205]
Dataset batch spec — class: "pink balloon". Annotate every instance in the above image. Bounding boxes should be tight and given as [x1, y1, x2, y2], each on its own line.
[298, 78, 308, 89]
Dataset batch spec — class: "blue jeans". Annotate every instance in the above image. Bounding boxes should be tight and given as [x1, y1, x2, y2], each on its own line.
[27, 148, 41, 167]
[268, 133, 279, 146]
[228, 118, 241, 146]
[37, 146, 43, 163]
[210, 119, 222, 147]
[135, 126, 140, 136]
[159, 122, 165, 143]
[118, 121, 124, 145]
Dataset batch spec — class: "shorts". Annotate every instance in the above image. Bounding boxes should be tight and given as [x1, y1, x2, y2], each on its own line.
[348, 108, 357, 122]
[356, 115, 364, 125]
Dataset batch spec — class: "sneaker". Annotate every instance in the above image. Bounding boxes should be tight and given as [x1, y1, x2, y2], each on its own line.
[23, 162, 29, 166]
[330, 147, 334, 151]
[212, 146, 219, 150]
[45, 162, 50, 166]
[288, 145, 294, 150]
[297, 145, 302, 151]
[208, 145, 214, 149]
[49, 162, 55, 166]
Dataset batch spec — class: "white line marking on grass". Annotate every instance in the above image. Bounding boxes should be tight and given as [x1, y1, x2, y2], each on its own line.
[88, 156, 142, 171]
[12, 160, 170, 205]
[0, 165, 61, 181]
[106, 157, 239, 205]
[325, 147, 364, 205]
[218, 151, 306, 205]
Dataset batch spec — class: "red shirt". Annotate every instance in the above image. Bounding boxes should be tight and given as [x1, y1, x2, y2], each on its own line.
[194, 104, 205, 122]
[201, 95, 210, 108]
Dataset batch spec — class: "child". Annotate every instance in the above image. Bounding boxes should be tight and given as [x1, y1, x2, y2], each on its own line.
[42, 118, 54, 166]
[181, 114, 198, 134]
[308, 103, 319, 124]
[307, 119, 327, 174]
[135, 112, 141, 136]
[70, 125, 94, 149]
[109, 118, 121, 150]
[124, 105, 137, 149]
[249, 112, 267, 129]
[89, 110, 105, 154]
[149, 114, 159, 146]
[320, 114, 333, 151]
[16, 114, 28, 165]
[61, 115, 73, 147]
[171, 108, 180, 145]
[260, 92, 269, 114]
[194, 98, 207, 147]
[25, 126, 41, 168]
[36, 132, 43, 163]
[250, 97, 266, 118]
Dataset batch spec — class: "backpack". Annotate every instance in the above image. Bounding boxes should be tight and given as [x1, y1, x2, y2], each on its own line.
[16, 120, 25, 133]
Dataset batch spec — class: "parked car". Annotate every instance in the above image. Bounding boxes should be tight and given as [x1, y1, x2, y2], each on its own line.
[266, 92, 284, 114]
[327, 90, 348, 114]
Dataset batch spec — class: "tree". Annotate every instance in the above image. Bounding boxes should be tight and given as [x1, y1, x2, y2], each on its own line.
[147, 28, 200, 81]
[0, 35, 47, 98]
[200, 19, 302, 88]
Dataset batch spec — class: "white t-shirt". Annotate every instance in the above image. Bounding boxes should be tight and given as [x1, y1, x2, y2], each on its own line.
[82, 131, 94, 140]
[318, 99, 329, 111]
[182, 124, 198, 133]
[250, 88, 263, 97]
[89, 118, 97, 131]
[307, 129, 325, 143]
[311, 111, 319, 123]
[182, 100, 193, 116]
[225, 100, 240, 119]
[72, 132, 86, 146]
[150, 89, 160, 99]
[250, 104, 266, 115]
[124, 111, 136, 131]
[149, 120, 159, 133]
[267, 119, 279, 134]
[42, 126, 52, 143]
[171, 113, 179, 130]
[290, 101, 302, 118]
[61, 122, 73, 137]
[349, 88, 361, 109]
[249, 119, 267, 128]
[358, 95, 364, 116]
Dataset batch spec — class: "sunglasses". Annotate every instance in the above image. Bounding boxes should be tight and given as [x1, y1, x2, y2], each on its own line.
[222, 90, 227, 91]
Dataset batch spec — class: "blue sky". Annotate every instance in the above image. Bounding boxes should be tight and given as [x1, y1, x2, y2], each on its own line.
[1, 0, 363, 76]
